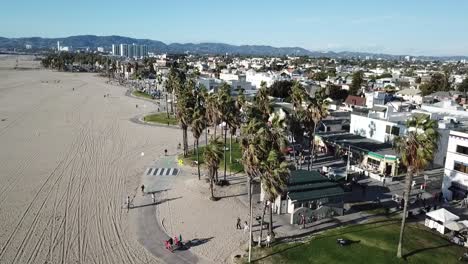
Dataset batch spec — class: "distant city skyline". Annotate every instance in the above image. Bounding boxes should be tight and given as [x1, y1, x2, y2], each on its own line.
[1, 1, 468, 56]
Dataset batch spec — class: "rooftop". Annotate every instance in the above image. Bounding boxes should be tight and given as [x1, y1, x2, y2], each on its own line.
[287, 170, 345, 202]
[317, 132, 395, 155]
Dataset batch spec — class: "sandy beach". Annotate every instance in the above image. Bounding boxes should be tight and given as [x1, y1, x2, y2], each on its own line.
[0, 55, 177, 264]
[0, 55, 251, 264]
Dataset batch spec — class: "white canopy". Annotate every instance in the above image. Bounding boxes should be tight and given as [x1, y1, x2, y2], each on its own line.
[446, 221, 465, 231]
[459, 220, 468, 228]
[426, 208, 459, 223]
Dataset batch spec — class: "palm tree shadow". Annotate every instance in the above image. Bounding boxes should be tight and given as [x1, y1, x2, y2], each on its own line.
[253, 243, 306, 262]
[131, 196, 182, 209]
[403, 243, 454, 259]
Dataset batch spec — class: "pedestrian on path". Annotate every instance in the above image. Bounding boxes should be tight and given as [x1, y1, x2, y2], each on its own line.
[301, 214, 306, 229]
[266, 233, 271, 247]
[152, 193, 155, 203]
[243, 221, 249, 233]
[236, 217, 242, 229]
[382, 176, 386, 187]
[127, 196, 131, 212]
[141, 185, 145, 195]
[164, 149, 168, 156]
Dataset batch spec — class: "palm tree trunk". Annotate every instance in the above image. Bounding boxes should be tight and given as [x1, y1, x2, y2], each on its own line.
[230, 132, 233, 164]
[196, 139, 200, 180]
[210, 169, 215, 200]
[224, 127, 227, 181]
[165, 94, 169, 119]
[397, 166, 413, 258]
[269, 201, 274, 237]
[248, 176, 253, 263]
[183, 127, 188, 157]
[258, 201, 267, 247]
[309, 122, 318, 171]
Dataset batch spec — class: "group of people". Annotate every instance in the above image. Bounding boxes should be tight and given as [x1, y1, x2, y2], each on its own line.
[236, 217, 249, 233]
[164, 234, 183, 252]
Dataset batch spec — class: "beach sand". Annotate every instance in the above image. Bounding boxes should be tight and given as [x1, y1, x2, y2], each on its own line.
[0, 55, 249, 264]
[0, 55, 177, 264]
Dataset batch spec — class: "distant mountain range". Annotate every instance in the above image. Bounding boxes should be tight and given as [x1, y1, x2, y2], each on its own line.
[1, 35, 467, 61]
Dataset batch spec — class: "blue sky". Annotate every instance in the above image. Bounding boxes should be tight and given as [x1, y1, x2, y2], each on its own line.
[1, 0, 468, 56]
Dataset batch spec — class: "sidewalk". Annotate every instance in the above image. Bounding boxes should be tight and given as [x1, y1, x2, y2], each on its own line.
[131, 155, 213, 264]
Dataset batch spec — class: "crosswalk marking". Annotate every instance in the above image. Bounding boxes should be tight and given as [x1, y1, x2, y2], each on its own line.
[146, 167, 179, 176]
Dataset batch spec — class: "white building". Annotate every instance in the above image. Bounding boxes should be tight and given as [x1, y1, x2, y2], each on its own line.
[395, 89, 423, 104]
[365, 91, 387, 108]
[442, 130, 468, 200]
[97, 47, 104, 52]
[350, 111, 450, 167]
[245, 70, 284, 88]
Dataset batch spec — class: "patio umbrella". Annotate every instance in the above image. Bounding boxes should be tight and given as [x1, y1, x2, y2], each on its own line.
[445, 221, 466, 232]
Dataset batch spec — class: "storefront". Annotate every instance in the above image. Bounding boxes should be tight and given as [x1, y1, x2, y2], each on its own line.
[362, 152, 398, 177]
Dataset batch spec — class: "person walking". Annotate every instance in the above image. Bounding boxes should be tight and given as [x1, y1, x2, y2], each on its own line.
[164, 149, 168, 156]
[236, 217, 242, 229]
[243, 221, 249, 233]
[127, 196, 131, 211]
[382, 176, 386, 187]
[141, 185, 145, 195]
[151, 193, 155, 203]
[301, 214, 306, 229]
[266, 233, 271, 248]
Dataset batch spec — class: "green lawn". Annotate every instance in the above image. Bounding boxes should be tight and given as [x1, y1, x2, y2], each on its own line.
[249, 219, 464, 264]
[132, 90, 154, 100]
[143, 113, 178, 125]
[180, 141, 244, 173]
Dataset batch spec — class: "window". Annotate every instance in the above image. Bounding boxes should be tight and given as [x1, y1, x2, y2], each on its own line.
[454, 162, 468, 174]
[385, 125, 391, 133]
[391, 126, 400, 135]
[385, 125, 400, 136]
[456, 145, 468, 155]
[368, 157, 380, 167]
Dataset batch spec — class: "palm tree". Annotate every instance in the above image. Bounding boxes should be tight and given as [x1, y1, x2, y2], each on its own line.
[241, 118, 268, 262]
[258, 111, 289, 245]
[204, 138, 224, 200]
[176, 80, 195, 157]
[260, 150, 289, 240]
[218, 83, 235, 181]
[254, 81, 271, 121]
[206, 93, 221, 138]
[305, 88, 329, 170]
[394, 114, 439, 258]
[191, 101, 206, 180]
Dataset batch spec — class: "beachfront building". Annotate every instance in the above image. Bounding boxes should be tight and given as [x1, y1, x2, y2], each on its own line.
[260, 170, 345, 225]
[442, 130, 468, 200]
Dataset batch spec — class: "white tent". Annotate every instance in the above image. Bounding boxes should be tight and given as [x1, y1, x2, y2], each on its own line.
[459, 220, 468, 229]
[446, 221, 465, 232]
[425, 208, 460, 234]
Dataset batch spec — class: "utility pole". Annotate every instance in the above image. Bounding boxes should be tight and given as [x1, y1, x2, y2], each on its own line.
[346, 145, 351, 181]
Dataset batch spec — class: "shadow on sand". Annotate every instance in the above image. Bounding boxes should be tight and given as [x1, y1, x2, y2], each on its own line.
[131, 196, 182, 209]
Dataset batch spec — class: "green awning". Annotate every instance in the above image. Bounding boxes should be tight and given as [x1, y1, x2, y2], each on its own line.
[368, 152, 397, 161]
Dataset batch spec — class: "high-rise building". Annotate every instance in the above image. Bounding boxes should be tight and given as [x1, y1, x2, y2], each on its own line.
[113, 43, 148, 58]
[120, 44, 128, 57]
[112, 44, 120, 56]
